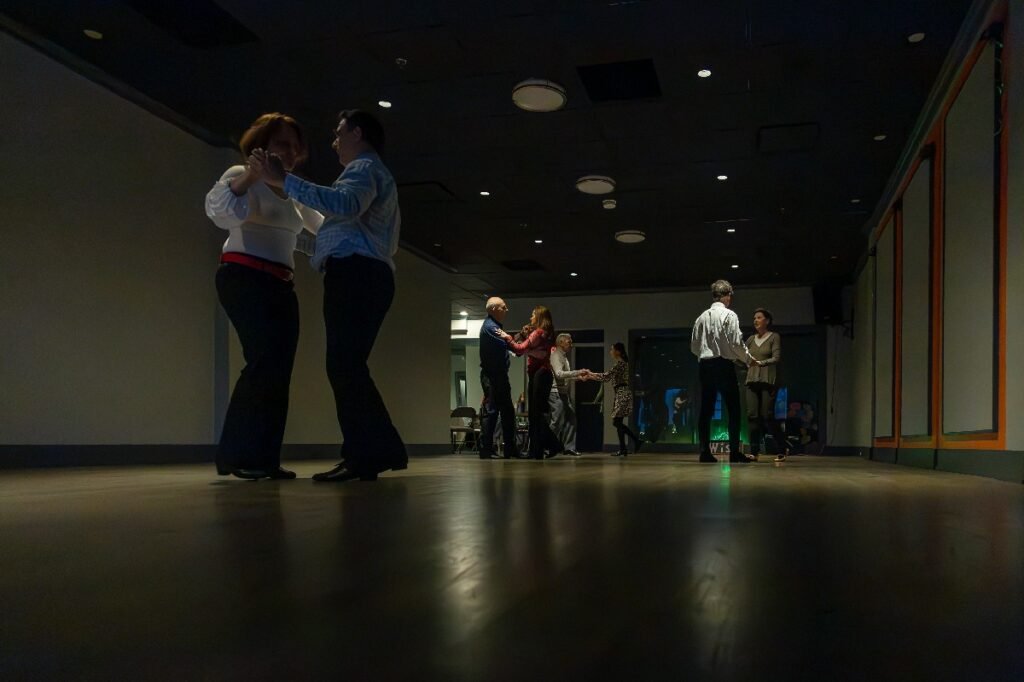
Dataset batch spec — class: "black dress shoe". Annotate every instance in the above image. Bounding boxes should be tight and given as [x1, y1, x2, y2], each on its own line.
[479, 452, 501, 459]
[699, 454, 717, 463]
[313, 454, 408, 482]
[544, 450, 561, 459]
[267, 467, 296, 479]
[564, 450, 582, 457]
[231, 468, 273, 480]
[729, 454, 755, 463]
[312, 462, 377, 482]
[216, 464, 232, 476]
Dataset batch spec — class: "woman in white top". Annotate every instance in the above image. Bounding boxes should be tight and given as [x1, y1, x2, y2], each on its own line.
[205, 113, 323, 480]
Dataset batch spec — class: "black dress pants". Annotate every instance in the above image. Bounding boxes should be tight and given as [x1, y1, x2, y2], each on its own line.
[215, 263, 299, 470]
[698, 357, 742, 457]
[527, 367, 561, 458]
[746, 381, 786, 455]
[323, 255, 406, 470]
[481, 369, 518, 456]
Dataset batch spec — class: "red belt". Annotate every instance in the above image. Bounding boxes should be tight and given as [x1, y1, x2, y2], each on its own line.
[220, 252, 294, 282]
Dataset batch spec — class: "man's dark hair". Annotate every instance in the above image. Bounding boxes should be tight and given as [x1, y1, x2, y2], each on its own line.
[339, 109, 385, 152]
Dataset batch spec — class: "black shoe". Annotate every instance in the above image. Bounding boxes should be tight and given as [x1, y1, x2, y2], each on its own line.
[564, 450, 582, 457]
[612, 450, 626, 457]
[699, 453, 717, 463]
[313, 452, 408, 482]
[544, 450, 561, 459]
[267, 467, 296, 479]
[479, 452, 501, 460]
[774, 454, 787, 462]
[730, 454, 755, 463]
[312, 462, 378, 482]
[231, 468, 273, 480]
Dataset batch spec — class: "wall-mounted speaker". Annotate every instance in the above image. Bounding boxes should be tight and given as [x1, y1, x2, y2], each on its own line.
[813, 285, 844, 325]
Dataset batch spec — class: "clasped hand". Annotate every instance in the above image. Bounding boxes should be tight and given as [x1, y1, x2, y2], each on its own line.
[246, 148, 287, 187]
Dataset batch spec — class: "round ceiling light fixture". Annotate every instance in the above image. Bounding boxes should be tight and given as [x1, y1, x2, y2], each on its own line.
[615, 230, 646, 244]
[377, 100, 392, 109]
[697, 68, 712, 78]
[602, 198, 617, 210]
[907, 32, 926, 44]
[512, 78, 567, 112]
[83, 29, 103, 40]
[873, 133, 887, 141]
[576, 175, 616, 195]
[459, 310, 469, 316]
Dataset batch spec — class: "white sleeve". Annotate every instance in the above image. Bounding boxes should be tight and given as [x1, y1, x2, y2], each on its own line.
[297, 203, 324, 234]
[205, 166, 249, 230]
[726, 313, 754, 362]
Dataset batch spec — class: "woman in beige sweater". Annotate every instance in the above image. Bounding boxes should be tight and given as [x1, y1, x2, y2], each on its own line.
[745, 308, 788, 462]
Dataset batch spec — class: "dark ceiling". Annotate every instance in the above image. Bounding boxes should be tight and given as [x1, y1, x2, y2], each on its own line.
[2, 0, 973, 316]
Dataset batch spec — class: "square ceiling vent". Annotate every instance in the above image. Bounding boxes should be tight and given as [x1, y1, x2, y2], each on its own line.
[577, 58, 662, 102]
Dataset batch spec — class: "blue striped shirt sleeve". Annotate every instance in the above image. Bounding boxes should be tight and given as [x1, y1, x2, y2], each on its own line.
[283, 161, 377, 218]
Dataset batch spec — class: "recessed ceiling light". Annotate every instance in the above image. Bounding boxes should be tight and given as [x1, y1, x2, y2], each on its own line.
[850, 198, 861, 204]
[830, 255, 839, 260]
[377, 100, 392, 109]
[873, 134, 887, 141]
[731, 264, 739, 269]
[433, 243, 441, 247]
[576, 175, 616, 194]
[698, 68, 712, 78]
[602, 198, 617, 210]
[727, 228, 736, 233]
[570, 272, 578, 277]
[614, 230, 646, 244]
[83, 29, 103, 40]
[512, 78, 567, 112]
[459, 310, 469, 316]
[480, 191, 490, 196]
[534, 239, 543, 244]
[717, 175, 728, 181]
[907, 32, 926, 44]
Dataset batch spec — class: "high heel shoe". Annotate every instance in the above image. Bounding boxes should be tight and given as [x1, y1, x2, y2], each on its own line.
[612, 450, 627, 457]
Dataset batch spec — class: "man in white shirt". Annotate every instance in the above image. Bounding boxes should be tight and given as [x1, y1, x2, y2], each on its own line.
[690, 280, 756, 463]
[548, 333, 592, 456]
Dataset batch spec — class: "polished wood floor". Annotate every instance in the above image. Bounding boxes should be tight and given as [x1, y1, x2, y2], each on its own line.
[1, 455, 1022, 681]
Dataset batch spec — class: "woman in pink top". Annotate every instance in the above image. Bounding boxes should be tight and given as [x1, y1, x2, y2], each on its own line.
[502, 306, 563, 459]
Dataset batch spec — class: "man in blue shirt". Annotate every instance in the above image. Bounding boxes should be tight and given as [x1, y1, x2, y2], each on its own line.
[479, 297, 523, 459]
[262, 110, 406, 482]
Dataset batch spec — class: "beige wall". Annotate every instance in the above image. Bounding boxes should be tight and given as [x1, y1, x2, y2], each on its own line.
[826, 266, 875, 450]
[0, 32, 234, 445]
[505, 287, 815, 443]
[228, 249, 452, 446]
[0, 31, 452, 449]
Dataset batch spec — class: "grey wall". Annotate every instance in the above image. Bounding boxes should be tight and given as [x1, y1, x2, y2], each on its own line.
[874, 221, 896, 438]
[900, 159, 932, 437]
[0, 31, 233, 445]
[1, 30, 452, 451]
[943, 43, 997, 434]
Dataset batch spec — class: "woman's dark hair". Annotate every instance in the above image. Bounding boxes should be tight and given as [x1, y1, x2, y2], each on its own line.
[754, 308, 774, 325]
[338, 109, 385, 152]
[613, 342, 629, 363]
[532, 305, 554, 337]
[239, 112, 308, 162]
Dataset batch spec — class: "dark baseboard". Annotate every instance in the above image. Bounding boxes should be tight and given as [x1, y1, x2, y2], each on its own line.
[871, 447, 898, 464]
[0, 444, 452, 470]
[822, 446, 869, 456]
[936, 449, 1024, 484]
[897, 448, 937, 470]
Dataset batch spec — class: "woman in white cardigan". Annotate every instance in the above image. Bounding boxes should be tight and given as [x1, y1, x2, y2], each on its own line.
[204, 113, 322, 480]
